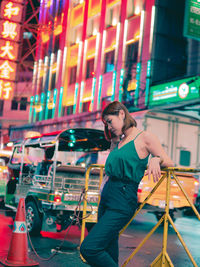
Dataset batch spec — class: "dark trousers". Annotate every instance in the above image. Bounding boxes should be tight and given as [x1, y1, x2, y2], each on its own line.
[80, 179, 138, 267]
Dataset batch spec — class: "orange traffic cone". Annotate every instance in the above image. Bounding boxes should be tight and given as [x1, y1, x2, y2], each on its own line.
[0, 198, 39, 266]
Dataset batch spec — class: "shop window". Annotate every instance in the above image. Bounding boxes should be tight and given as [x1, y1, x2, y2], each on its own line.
[48, 108, 53, 119]
[87, 15, 100, 37]
[127, 0, 135, 17]
[179, 150, 191, 166]
[70, 25, 82, 45]
[104, 50, 115, 73]
[67, 105, 73, 115]
[87, 18, 94, 37]
[0, 100, 4, 116]
[125, 41, 139, 67]
[105, 4, 120, 27]
[51, 72, 56, 91]
[62, 105, 74, 116]
[82, 101, 91, 112]
[11, 98, 18, 110]
[86, 58, 94, 79]
[20, 97, 27, 111]
[54, 35, 60, 53]
[69, 66, 77, 84]
[72, 0, 81, 8]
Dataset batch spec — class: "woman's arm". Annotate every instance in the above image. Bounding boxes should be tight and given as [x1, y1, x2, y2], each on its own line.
[144, 131, 174, 182]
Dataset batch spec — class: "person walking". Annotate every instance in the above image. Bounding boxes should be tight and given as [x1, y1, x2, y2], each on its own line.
[80, 101, 174, 267]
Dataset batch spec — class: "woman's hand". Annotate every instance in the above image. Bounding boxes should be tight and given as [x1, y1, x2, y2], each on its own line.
[143, 131, 174, 182]
[145, 157, 161, 182]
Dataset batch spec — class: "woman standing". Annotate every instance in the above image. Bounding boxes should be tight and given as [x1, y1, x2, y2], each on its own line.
[80, 101, 174, 267]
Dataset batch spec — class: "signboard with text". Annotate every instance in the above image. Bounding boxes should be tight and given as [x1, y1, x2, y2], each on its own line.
[149, 76, 200, 107]
[0, 0, 25, 100]
[184, 0, 200, 41]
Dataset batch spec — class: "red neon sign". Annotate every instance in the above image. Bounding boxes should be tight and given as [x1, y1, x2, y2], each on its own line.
[0, 79, 14, 99]
[0, 0, 25, 99]
[0, 20, 21, 41]
[0, 59, 17, 81]
[0, 40, 19, 61]
[0, 1, 23, 22]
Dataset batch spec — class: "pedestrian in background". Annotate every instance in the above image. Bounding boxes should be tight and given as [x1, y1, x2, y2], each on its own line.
[80, 101, 174, 267]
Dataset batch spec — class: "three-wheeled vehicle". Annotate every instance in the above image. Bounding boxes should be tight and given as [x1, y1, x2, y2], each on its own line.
[5, 128, 110, 235]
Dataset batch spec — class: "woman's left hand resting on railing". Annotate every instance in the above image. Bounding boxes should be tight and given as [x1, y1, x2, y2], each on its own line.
[144, 131, 174, 182]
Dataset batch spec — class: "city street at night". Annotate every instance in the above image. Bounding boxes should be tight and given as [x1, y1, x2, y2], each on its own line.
[0, 209, 199, 267]
[1, 0, 200, 266]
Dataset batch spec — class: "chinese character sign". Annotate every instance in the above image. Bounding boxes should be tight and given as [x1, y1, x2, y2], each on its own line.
[0, 21, 21, 42]
[0, 80, 15, 99]
[0, 0, 25, 100]
[0, 1, 23, 22]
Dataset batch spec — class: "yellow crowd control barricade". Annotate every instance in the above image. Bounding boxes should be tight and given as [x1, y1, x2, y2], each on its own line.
[80, 164, 104, 246]
[121, 167, 200, 267]
[80, 166, 200, 267]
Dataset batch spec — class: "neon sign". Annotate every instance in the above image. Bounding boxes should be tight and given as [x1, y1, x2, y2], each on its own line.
[0, 0, 25, 100]
[0, 80, 13, 99]
[149, 76, 200, 107]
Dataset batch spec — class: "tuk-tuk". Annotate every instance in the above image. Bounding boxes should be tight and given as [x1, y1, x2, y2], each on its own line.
[5, 128, 110, 235]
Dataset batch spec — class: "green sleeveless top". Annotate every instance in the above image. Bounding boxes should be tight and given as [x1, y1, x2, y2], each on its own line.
[105, 132, 149, 183]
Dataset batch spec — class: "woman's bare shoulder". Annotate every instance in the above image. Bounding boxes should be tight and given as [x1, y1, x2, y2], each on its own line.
[142, 130, 159, 144]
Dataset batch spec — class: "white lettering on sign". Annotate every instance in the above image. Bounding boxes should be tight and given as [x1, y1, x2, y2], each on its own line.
[190, 6, 200, 15]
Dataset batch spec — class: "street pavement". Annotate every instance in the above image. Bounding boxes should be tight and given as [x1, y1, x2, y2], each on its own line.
[0, 209, 199, 267]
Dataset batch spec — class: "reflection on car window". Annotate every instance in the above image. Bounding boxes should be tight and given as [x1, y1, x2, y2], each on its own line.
[0, 159, 5, 166]
[11, 146, 45, 165]
[11, 146, 22, 164]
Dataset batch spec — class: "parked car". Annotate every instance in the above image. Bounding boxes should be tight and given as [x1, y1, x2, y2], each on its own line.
[138, 170, 199, 221]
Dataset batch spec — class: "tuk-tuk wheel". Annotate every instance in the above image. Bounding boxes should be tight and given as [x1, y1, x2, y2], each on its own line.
[26, 201, 42, 236]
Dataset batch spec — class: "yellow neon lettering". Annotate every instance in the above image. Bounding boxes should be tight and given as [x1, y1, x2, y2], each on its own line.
[0, 41, 15, 60]
[4, 2, 20, 19]
[0, 61, 14, 79]
[2, 21, 17, 40]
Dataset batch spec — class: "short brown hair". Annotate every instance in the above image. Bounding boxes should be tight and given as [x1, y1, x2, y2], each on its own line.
[102, 101, 137, 141]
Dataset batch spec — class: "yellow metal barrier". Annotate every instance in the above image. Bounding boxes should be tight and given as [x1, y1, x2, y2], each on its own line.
[80, 166, 200, 267]
[80, 164, 104, 245]
[121, 167, 200, 267]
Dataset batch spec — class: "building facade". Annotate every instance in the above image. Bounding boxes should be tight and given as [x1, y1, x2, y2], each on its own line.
[10, 0, 200, 140]
[26, 0, 154, 132]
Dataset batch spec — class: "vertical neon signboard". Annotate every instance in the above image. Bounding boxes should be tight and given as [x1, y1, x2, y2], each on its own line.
[134, 62, 141, 106]
[33, 95, 39, 122]
[97, 75, 103, 110]
[52, 88, 57, 119]
[39, 92, 45, 121]
[119, 69, 124, 102]
[45, 91, 51, 120]
[58, 87, 63, 117]
[79, 81, 84, 113]
[91, 77, 96, 111]
[73, 83, 79, 114]
[145, 60, 151, 106]
[0, 0, 25, 100]
[111, 71, 117, 101]
[29, 96, 34, 123]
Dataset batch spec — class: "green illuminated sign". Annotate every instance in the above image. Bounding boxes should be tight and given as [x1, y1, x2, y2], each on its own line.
[184, 0, 200, 41]
[149, 76, 200, 107]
